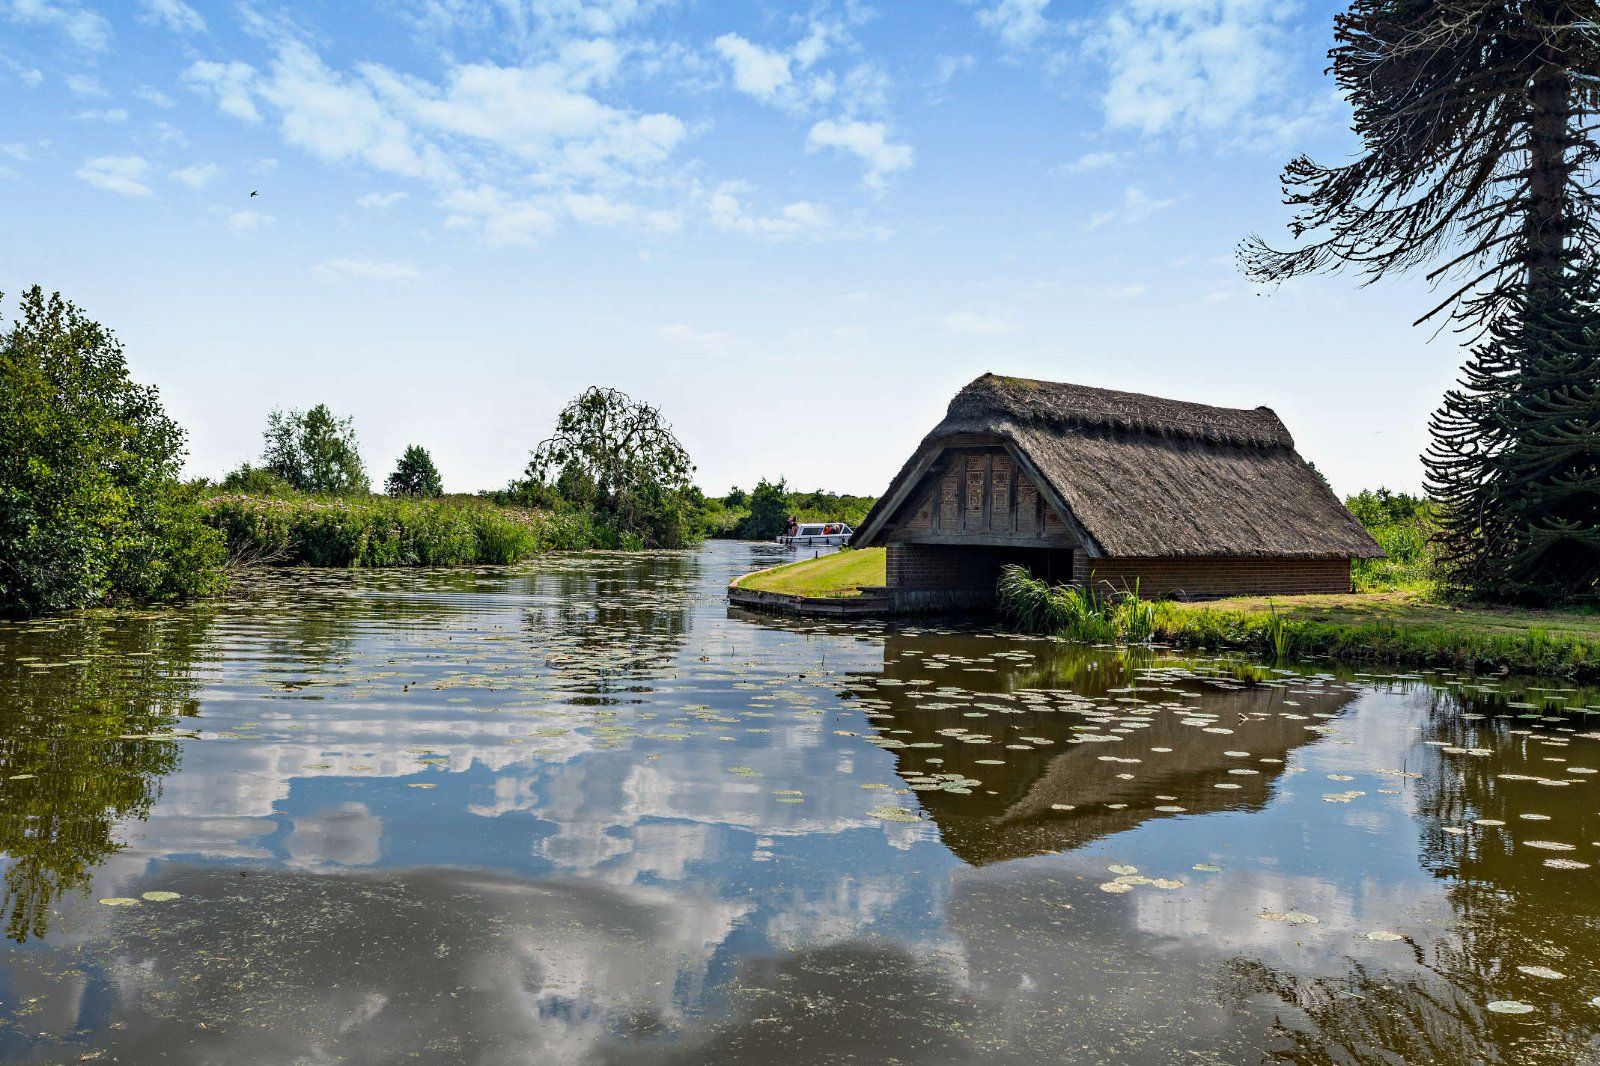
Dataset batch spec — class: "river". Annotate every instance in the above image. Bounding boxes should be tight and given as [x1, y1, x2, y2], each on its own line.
[0, 540, 1596, 1063]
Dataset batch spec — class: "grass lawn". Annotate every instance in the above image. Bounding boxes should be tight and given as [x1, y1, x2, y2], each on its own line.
[734, 548, 886, 599]
[1172, 590, 1600, 640]
[1154, 589, 1600, 679]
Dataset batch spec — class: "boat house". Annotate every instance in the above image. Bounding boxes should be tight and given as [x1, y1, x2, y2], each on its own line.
[852, 374, 1383, 611]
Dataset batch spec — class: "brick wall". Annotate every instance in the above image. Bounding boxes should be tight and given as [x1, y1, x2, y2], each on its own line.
[885, 543, 1351, 611]
[1081, 556, 1351, 600]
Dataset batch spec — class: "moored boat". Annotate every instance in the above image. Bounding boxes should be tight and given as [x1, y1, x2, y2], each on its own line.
[777, 522, 853, 547]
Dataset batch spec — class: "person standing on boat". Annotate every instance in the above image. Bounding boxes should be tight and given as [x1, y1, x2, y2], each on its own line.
[786, 516, 798, 538]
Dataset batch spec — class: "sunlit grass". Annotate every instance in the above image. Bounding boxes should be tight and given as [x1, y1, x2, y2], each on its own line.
[734, 548, 886, 599]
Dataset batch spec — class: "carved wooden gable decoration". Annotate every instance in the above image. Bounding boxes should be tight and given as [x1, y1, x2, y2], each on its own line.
[888, 445, 1079, 547]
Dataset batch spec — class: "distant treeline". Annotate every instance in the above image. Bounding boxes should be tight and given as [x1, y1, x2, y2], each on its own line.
[694, 479, 877, 541]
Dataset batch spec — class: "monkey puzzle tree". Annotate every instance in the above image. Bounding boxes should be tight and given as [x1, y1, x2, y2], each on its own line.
[1242, 1, 1600, 602]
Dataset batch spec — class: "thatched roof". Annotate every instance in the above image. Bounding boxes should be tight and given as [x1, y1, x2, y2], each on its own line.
[857, 374, 1383, 559]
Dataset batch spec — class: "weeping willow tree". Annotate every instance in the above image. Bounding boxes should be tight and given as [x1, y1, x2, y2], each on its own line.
[1242, 1, 1600, 603]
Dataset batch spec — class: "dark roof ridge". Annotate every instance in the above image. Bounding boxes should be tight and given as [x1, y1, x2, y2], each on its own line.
[952, 373, 1294, 450]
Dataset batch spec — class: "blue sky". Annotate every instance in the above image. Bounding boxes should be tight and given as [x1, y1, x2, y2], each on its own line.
[3, 0, 1463, 496]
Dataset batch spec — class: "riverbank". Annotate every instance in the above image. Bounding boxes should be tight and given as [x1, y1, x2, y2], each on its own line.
[741, 553, 1600, 680]
[1152, 591, 1600, 679]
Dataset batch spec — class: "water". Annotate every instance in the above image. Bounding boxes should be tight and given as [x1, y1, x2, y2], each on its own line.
[1, 541, 1598, 1064]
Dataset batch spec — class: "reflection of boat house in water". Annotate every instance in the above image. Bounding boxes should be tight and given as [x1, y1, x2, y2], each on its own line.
[853, 374, 1383, 611]
[857, 635, 1359, 867]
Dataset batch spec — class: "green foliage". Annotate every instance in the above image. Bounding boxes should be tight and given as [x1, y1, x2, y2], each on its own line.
[385, 444, 444, 498]
[202, 495, 549, 567]
[741, 478, 791, 540]
[1346, 488, 1439, 592]
[513, 386, 696, 548]
[219, 463, 297, 496]
[700, 479, 877, 540]
[259, 403, 369, 495]
[0, 287, 226, 617]
[1151, 602, 1600, 682]
[996, 565, 1153, 645]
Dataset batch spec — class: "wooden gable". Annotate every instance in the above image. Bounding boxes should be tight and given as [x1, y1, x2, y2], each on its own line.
[887, 445, 1079, 548]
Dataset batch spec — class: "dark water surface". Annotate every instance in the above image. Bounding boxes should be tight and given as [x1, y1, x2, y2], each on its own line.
[2, 541, 1599, 1064]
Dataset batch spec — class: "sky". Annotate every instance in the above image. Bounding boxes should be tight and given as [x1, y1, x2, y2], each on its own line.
[2, 0, 1469, 498]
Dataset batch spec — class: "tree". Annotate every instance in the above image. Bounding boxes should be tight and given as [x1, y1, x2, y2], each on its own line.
[522, 387, 696, 548]
[260, 404, 369, 494]
[385, 444, 444, 497]
[739, 478, 790, 540]
[0, 287, 225, 617]
[1242, 2, 1600, 602]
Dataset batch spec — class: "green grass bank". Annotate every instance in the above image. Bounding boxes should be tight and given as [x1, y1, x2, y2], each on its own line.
[1152, 591, 1600, 680]
[732, 548, 886, 599]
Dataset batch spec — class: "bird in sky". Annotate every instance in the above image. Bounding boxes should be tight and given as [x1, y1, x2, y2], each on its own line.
[249, 190, 258, 198]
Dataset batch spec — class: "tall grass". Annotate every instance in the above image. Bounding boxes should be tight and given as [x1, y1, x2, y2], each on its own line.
[203, 494, 568, 567]
[997, 565, 1154, 644]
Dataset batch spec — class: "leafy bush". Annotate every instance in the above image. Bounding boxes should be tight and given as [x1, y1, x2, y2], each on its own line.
[0, 287, 226, 617]
[386, 445, 444, 498]
[219, 463, 297, 496]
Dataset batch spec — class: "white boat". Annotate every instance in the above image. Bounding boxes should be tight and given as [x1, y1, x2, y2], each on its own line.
[777, 522, 853, 548]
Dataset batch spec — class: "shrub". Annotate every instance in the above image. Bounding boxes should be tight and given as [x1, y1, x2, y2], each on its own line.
[0, 287, 226, 617]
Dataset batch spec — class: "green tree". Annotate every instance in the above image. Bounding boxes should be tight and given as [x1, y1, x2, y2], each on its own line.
[385, 444, 444, 497]
[1243, 1, 1600, 602]
[260, 404, 369, 495]
[739, 478, 790, 540]
[522, 386, 696, 548]
[0, 287, 225, 617]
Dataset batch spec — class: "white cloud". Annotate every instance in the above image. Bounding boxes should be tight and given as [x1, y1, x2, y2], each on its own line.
[73, 107, 127, 122]
[714, 33, 793, 100]
[935, 54, 975, 84]
[226, 209, 273, 233]
[1088, 185, 1177, 230]
[76, 155, 153, 196]
[184, 60, 262, 122]
[171, 162, 220, 188]
[1094, 0, 1303, 143]
[64, 72, 103, 96]
[442, 184, 557, 247]
[939, 310, 1021, 336]
[806, 118, 913, 188]
[314, 256, 422, 282]
[1058, 150, 1120, 174]
[1103, 282, 1149, 299]
[4, 0, 110, 51]
[15, 66, 44, 87]
[139, 0, 205, 34]
[659, 322, 734, 354]
[707, 183, 834, 240]
[357, 190, 408, 209]
[973, 0, 1051, 49]
[137, 85, 176, 107]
